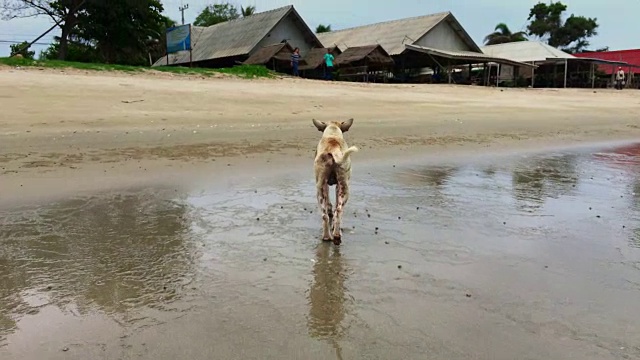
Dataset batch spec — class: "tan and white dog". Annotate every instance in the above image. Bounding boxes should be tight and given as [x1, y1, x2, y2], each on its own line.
[312, 118, 358, 245]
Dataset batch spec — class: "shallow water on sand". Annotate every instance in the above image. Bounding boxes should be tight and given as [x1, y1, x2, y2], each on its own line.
[1, 142, 640, 359]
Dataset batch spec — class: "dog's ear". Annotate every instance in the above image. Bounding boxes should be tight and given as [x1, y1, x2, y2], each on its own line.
[339, 118, 354, 133]
[312, 119, 327, 132]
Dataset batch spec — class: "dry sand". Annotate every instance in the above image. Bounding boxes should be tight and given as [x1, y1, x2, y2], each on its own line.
[1, 65, 640, 204]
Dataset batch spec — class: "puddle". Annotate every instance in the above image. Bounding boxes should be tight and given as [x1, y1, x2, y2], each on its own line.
[1, 143, 640, 359]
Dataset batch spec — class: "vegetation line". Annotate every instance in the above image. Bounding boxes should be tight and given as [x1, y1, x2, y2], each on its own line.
[0, 57, 275, 79]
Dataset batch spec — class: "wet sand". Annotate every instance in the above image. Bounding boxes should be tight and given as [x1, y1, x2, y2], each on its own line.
[1, 67, 640, 359]
[2, 141, 640, 360]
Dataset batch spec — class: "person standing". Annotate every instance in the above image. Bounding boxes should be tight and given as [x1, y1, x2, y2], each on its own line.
[291, 47, 301, 77]
[615, 67, 626, 90]
[323, 49, 335, 81]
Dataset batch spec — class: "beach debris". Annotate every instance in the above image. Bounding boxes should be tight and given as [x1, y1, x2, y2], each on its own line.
[121, 99, 144, 104]
[385, 241, 389, 245]
[397, 265, 402, 269]
[466, 293, 472, 298]
[596, 215, 601, 218]
[256, 217, 260, 221]
[62, 347, 69, 352]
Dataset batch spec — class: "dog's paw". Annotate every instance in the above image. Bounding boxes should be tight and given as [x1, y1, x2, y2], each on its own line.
[322, 235, 333, 242]
[332, 235, 342, 246]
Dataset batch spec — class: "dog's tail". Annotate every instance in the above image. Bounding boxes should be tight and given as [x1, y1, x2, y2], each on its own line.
[334, 146, 359, 165]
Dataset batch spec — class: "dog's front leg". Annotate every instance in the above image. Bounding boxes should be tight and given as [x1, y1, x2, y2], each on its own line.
[316, 181, 332, 241]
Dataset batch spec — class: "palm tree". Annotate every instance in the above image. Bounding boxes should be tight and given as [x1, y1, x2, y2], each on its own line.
[241, 5, 256, 17]
[484, 23, 528, 45]
[316, 24, 331, 34]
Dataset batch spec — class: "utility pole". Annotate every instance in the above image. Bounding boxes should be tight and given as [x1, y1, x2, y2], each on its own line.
[179, 4, 189, 25]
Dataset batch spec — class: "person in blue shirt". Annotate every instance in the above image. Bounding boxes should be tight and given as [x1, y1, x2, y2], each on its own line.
[323, 49, 335, 81]
[290, 47, 301, 77]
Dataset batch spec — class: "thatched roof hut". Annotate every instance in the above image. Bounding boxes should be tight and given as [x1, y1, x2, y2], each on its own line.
[243, 42, 295, 66]
[299, 46, 342, 71]
[333, 45, 394, 70]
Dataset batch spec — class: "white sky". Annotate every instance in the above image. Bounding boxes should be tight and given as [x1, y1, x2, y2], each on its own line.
[0, 0, 636, 58]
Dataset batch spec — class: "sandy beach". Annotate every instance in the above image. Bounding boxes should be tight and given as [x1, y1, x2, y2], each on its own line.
[1, 66, 640, 359]
[1, 65, 640, 204]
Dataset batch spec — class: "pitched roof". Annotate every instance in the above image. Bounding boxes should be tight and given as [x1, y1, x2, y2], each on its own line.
[406, 44, 536, 68]
[316, 11, 480, 56]
[481, 41, 574, 63]
[243, 43, 294, 65]
[153, 5, 320, 66]
[334, 45, 394, 66]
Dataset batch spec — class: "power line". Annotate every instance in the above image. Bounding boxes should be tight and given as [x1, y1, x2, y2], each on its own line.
[0, 39, 52, 46]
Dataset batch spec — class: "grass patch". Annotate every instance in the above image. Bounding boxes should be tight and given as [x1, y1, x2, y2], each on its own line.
[0, 57, 275, 78]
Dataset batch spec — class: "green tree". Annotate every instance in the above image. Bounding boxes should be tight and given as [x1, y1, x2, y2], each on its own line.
[38, 0, 172, 66]
[526, 1, 598, 53]
[193, 3, 239, 26]
[0, 0, 86, 60]
[240, 5, 255, 17]
[73, 0, 169, 65]
[10, 41, 35, 59]
[316, 24, 331, 33]
[484, 23, 527, 45]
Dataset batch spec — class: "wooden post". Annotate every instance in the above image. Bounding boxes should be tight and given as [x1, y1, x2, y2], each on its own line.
[189, 24, 193, 68]
[496, 63, 500, 87]
[591, 63, 595, 89]
[563, 58, 568, 88]
[531, 61, 535, 87]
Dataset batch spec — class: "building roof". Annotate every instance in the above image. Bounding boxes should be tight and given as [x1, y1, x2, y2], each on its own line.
[243, 42, 294, 65]
[153, 5, 321, 66]
[481, 41, 574, 63]
[298, 47, 341, 70]
[334, 45, 394, 66]
[573, 49, 640, 74]
[316, 11, 480, 56]
[406, 44, 536, 68]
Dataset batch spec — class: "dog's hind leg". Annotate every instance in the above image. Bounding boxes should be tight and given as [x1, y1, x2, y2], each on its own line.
[331, 182, 348, 245]
[316, 181, 332, 241]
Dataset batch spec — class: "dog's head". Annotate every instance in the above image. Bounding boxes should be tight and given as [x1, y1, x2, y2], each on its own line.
[312, 118, 354, 134]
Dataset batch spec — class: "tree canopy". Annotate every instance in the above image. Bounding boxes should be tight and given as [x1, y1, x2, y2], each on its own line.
[484, 23, 527, 45]
[193, 3, 239, 26]
[240, 5, 255, 17]
[526, 1, 599, 53]
[316, 24, 331, 33]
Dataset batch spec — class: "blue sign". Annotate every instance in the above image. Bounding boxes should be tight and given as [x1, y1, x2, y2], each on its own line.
[166, 24, 191, 54]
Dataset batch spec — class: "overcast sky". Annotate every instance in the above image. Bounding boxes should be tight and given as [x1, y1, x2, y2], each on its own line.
[0, 0, 636, 58]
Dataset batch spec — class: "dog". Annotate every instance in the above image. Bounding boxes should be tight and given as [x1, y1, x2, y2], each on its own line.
[312, 118, 358, 245]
